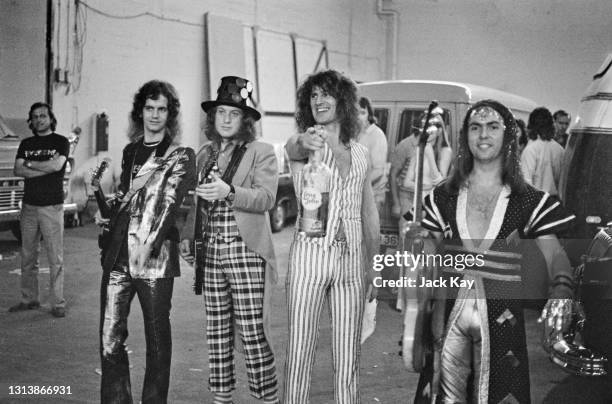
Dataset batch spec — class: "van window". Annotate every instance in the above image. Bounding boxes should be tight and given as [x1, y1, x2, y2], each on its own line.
[397, 108, 452, 145]
[397, 109, 422, 144]
[373, 108, 389, 134]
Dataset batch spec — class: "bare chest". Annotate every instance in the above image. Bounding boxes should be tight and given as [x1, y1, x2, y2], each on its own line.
[331, 145, 352, 179]
[465, 189, 501, 241]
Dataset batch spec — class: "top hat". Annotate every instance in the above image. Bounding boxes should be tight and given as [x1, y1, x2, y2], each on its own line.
[201, 76, 261, 121]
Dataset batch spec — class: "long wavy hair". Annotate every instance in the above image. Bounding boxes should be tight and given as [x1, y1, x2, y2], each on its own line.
[445, 99, 527, 194]
[204, 105, 257, 144]
[527, 107, 554, 141]
[295, 70, 359, 145]
[127, 80, 181, 143]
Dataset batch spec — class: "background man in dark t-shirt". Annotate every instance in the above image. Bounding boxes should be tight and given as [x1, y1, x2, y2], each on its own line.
[9, 102, 69, 318]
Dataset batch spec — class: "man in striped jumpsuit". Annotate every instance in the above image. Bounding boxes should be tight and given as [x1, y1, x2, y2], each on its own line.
[284, 70, 380, 403]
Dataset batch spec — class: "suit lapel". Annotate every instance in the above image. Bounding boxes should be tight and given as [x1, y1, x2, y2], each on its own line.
[230, 142, 254, 186]
[134, 153, 162, 178]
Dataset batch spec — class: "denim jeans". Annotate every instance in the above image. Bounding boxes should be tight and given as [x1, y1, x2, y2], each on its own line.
[99, 266, 174, 404]
[19, 203, 65, 308]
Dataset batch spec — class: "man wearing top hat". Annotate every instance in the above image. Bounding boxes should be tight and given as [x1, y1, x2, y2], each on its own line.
[180, 76, 280, 404]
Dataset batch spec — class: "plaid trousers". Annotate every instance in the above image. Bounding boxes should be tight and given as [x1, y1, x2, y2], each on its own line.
[203, 203, 277, 399]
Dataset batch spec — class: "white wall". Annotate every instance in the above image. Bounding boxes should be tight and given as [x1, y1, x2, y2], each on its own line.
[45, 0, 387, 170]
[392, 0, 612, 119]
[0, 0, 47, 122]
[4, 0, 610, 168]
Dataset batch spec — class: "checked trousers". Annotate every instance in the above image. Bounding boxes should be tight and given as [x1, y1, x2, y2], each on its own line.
[203, 235, 278, 399]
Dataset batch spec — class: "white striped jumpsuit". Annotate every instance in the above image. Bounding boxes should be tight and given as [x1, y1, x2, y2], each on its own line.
[284, 141, 369, 404]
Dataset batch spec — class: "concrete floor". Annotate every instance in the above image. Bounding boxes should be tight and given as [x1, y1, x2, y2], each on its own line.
[0, 223, 610, 403]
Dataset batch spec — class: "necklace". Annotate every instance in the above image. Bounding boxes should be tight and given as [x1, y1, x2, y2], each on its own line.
[143, 140, 161, 147]
[467, 183, 502, 219]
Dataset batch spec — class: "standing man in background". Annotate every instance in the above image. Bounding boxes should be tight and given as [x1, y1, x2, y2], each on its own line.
[10, 102, 69, 318]
[357, 96, 388, 213]
[552, 109, 571, 147]
[521, 107, 565, 197]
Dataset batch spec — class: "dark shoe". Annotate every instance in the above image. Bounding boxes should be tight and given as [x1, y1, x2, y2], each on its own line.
[51, 307, 66, 318]
[8, 301, 40, 312]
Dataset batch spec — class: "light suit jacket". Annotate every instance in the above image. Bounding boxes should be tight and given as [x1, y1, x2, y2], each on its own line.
[181, 140, 279, 348]
[182, 140, 279, 282]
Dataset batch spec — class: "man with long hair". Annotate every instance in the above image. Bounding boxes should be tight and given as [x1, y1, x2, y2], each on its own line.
[284, 70, 380, 403]
[521, 107, 565, 197]
[357, 96, 388, 211]
[97, 80, 195, 403]
[10, 102, 69, 317]
[414, 99, 576, 403]
[180, 76, 279, 404]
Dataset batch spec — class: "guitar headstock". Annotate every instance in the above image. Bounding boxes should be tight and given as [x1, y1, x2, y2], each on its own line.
[418, 101, 441, 148]
[91, 157, 111, 187]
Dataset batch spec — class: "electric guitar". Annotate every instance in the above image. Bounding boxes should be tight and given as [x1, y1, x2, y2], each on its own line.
[402, 101, 442, 373]
[193, 147, 219, 294]
[90, 158, 113, 250]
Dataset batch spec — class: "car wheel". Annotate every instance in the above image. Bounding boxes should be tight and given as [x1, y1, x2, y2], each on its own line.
[270, 202, 286, 233]
[10, 222, 21, 242]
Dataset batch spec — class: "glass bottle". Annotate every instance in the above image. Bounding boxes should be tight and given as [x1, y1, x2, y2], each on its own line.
[298, 126, 332, 237]
[203, 164, 219, 210]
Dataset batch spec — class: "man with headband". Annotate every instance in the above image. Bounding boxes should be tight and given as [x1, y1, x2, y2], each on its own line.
[413, 99, 576, 403]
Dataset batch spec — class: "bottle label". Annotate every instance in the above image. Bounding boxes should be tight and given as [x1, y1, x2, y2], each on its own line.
[300, 190, 329, 237]
[301, 187, 322, 210]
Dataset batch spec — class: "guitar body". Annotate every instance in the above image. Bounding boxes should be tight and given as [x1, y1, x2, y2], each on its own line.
[401, 222, 434, 372]
[192, 146, 219, 294]
[90, 158, 113, 252]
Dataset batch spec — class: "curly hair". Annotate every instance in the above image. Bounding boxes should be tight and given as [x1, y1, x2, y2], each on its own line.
[28, 102, 57, 134]
[127, 80, 181, 143]
[295, 70, 359, 145]
[204, 106, 257, 143]
[527, 107, 554, 141]
[446, 99, 527, 194]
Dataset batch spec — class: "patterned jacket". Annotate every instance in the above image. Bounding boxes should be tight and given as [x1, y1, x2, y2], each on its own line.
[102, 137, 196, 277]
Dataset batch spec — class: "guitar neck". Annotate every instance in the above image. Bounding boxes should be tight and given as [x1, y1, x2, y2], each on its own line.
[412, 145, 426, 223]
[94, 188, 112, 219]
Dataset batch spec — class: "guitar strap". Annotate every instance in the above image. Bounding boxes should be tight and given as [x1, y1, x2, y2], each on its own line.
[193, 141, 249, 294]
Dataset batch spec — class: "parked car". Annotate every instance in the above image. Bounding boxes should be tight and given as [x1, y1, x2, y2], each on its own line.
[270, 172, 298, 232]
[269, 145, 297, 232]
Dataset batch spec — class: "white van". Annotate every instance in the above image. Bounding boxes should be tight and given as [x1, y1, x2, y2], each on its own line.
[357, 80, 538, 250]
